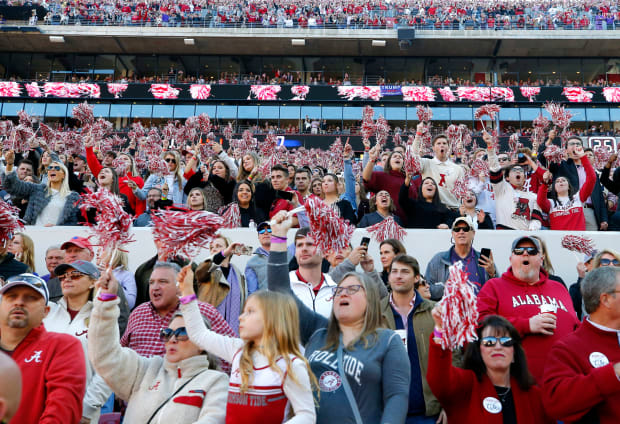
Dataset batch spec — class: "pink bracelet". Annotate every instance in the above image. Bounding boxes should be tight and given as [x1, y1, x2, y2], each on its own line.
[180, 294, 197, 305]
[433, 328, 443, 339]
[98, 293, 117, 302]
[270, 238, 287, 244]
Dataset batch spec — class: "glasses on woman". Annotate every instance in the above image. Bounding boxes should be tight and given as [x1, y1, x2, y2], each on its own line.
[332, 284, 364, 297]
[59, 272, 87, 281]
[481, 336, 514, 347]
[415, 280, 429, 288]
[165, 158, 176, 163]
[512, 247, 539, 256]
[160, 327, 189, 342]
[600, 258, 620, 266]
[47, 165, 62, 171]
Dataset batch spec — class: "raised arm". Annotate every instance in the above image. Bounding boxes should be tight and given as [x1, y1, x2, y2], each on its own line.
[343, 154, 357, 210]
[269, 210, 328, 344]
[578, 155, 596, 203]
[536, 171, 552, 214]
[2, 170, 40, 198]
[85, 143, 103, 177]
[362, 145, 378, 183]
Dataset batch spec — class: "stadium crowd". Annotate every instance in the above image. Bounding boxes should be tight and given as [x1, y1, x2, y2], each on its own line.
[0, 105, 619, 424]
[3, 0, 619, 30]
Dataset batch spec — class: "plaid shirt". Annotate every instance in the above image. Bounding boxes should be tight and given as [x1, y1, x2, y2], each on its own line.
[120, 300, 236, 371]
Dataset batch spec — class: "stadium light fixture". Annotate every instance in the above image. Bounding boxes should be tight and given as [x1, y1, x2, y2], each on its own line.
[49, 36, 65, 43]
[291, 39, 305, 46]
[184, 38, 195, 45]
[372, 40, 386, 47]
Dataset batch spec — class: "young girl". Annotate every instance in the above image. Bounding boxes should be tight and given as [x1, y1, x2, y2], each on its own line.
[178, 267, 316, 424]
[537, 149, 595, 231]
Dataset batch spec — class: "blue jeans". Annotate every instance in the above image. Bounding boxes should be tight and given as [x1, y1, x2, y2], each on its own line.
[406, 415, 438, 424]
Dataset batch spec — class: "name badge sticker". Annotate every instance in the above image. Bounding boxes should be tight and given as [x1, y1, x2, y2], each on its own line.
[589, 352, 609, 368]
[483, 397, 502, 414]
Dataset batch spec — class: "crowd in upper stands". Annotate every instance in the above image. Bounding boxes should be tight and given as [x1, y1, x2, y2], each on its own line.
[3, 0, 619, 30]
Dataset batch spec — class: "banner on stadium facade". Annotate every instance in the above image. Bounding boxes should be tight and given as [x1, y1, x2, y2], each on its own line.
[0, 81, 618, 104]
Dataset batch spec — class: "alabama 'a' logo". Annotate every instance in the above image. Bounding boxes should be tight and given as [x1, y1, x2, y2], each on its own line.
[25, 350, 43, 363]
[319, 371, 342, 392]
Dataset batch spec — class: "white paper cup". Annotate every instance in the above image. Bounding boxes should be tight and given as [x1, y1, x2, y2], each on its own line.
[540, 304, 557, 316]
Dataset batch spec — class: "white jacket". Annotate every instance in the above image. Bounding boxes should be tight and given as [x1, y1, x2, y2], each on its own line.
[44, 298, 112, 421]
[289, 270, 336, 318]
[88, 298, 228, 424]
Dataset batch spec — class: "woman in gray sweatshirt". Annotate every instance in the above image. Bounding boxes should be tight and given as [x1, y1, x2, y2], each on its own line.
[268, 211, 410, 424]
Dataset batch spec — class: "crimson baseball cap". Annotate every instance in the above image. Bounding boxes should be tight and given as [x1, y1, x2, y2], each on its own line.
[61, 236, 94, 253]
[0, 273, 49, 304]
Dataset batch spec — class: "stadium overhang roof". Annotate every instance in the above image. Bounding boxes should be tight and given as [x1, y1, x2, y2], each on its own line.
[2, 26, 619, 57]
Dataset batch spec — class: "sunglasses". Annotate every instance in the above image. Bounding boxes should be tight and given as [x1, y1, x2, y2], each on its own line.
[258, 228, 272, 234]
[160, 327, 189, 342]
[415, 280, 429, 288]
[512, 247, 539, 256]
[165, 158, 177, 163]
[332, 284, 364, 297]
[498, 156, 510, 162]
[452, 226, 471, 233]
[481, 336, 514, 347]
[600, 258, 620, 266]
[47, 165, 62, 171]
[4, 274, 45, 288]
[59, 271, 88, 281]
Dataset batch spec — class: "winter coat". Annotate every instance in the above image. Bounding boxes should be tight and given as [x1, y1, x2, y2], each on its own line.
[3, 171, 80, 225]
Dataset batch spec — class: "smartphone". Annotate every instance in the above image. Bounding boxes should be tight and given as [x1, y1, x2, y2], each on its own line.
[360, 237, 370, 248]
[276, 190, 294, 201]
[234, 245, 253, 256]
[480, 248, 492, 260]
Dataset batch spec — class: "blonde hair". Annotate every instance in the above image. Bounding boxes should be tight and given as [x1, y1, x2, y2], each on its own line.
[163, 150, 183, 191]
[237, 291, 318, 395]
[592, 248, 620, 269]
[237, 152, 261, 182]
[324, 272, 386, 351]
[187, 187, 209, 211]
[530, 236, 554, 275]
[46, 161, 71, 197]
[109, 250, 129, 270]
[14, 233, 35, 271]
[118, 153, 138, 176]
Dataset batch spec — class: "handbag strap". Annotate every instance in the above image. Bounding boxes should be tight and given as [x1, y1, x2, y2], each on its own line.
[146, 369, 206, 424]
[337, 336, 364, 424]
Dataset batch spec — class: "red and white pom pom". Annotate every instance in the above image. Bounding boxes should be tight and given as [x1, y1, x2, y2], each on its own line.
[533, 114, 550, 129]
[474, 104, 501, 121]
[79, 188, 134, 254]
[303, 196, 355, 254]
[361, 105, 375, 142]
[439, 261, 479, 350]
[151, 209, 225, 259]
[367, 216, 406, 243]
[223, 124, 233, 141]
[392, 132, 402, 146]
[328, 137, 344, 173]
[17, 110, 32, 127]
[592, 146, 612, 169]
[544, 102, 572, 129]
[0, 200, 24, 245]
[508, 133, 521, 158]
[196, 113, 211, 134]
[416, 105, 433, 123]
[451, 176, 470, 201]
[470, 158, 489, 178]
[543, 145, 566, 165]
[404, 147, 421, 175]
[72, 102, 95, 126]
[218, 202, 241, 229]
[561, 235, 595, 256]
[375, 116, 390, 147]
[148, 155, 170, 176]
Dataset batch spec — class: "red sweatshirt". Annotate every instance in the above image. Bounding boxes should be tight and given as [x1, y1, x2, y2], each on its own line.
[85, 146, 146, 215]
[542, 319, 620, 424]
[477, 269, 579, 382]
[427, 337, 552, 424]
[5, 325, 86, 424]
[537, 156, 595, 230]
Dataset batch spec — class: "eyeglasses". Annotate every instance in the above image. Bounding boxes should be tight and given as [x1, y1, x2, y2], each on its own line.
[160, 327, 189, 342]
[481, 336, 514, 347]
[47, 165, 62, 171]
[452, 226, 471, 233]
[567, 142, 582, 147]
[165, 158, 177, 163]
[59, 271, 87, 281]
[498, 157, 510, 162]
[600, 258, 620, 266]
[512, 247, 539, 256]
[258, 228, 272, 234]
[415, 280, 429, 288]
[332, 284, 364, 297]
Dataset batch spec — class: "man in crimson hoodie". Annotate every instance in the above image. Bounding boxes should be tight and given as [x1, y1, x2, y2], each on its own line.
[542, 266, 620, 424]
[0, 273, 86, 424]
[477, 236, 579, 382]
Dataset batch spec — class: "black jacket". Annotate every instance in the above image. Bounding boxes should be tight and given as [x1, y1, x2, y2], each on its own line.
[548, 158, 608, 226]
[0, 252, 30, 280]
